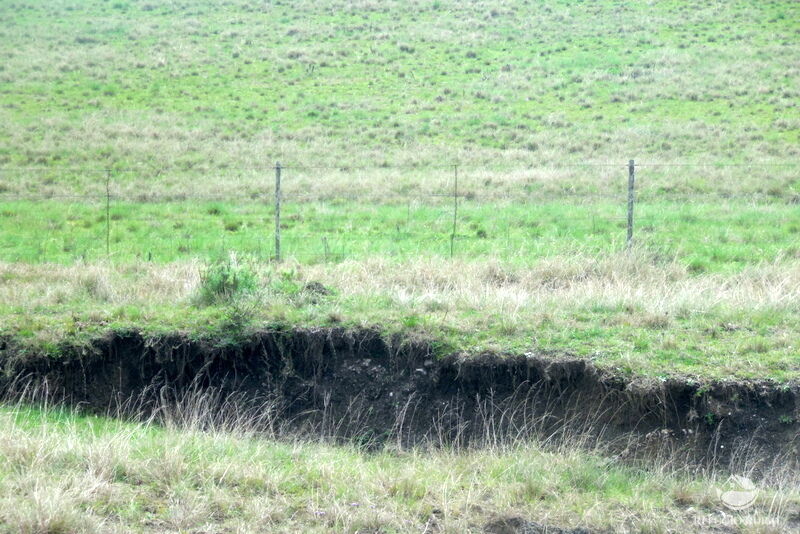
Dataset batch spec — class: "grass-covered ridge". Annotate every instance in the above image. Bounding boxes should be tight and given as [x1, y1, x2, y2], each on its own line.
[3, 254, 799, 382]
[1, 402, 797, 533]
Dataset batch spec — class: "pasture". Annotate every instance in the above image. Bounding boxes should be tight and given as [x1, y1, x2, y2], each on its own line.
[1, 0, 799, 532]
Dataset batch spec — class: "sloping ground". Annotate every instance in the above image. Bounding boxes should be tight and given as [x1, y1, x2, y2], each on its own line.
[2, 327, 797, 468]
[5, 404, 797, 533]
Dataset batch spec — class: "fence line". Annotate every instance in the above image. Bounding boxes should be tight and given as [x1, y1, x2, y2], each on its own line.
[0, 192, 793, 203]
[1, 161, 799, 173]
[0, 160, 797, 263]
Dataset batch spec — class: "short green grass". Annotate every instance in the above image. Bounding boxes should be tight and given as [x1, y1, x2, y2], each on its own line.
[0, 0, 798, 172]
[1, 198, 798, 272]
[1, 403, 796, 533]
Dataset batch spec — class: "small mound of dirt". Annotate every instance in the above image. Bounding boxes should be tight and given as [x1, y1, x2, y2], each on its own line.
[303, 281, 331, 295]
[485, 516, 592, 534]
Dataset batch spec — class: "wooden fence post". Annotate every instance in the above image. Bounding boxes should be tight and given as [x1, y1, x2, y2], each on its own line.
[106, 170, 111, 257]
[627, 159, 635, 249]
[275, 162, 282, 262]
[450, 164, 458, 258]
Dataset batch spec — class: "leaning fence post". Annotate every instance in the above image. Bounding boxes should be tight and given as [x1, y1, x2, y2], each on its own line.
[274, 162, 282, 262]
[105, 170, 111, 257]
[627, 159, 635, 250]
[450, 164, 458, 258]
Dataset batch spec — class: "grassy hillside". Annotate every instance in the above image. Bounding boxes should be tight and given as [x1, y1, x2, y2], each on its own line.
[1, 2, 799, 532]
[2, 197, 800, 267]
[1, 0, 799, 378]
[0, 0, 798, 174]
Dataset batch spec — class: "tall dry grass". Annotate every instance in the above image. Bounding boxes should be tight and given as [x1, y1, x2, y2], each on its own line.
[2, 252, 799, 379]
[2, 252, 799, 316]
[0, 384, 797, 533]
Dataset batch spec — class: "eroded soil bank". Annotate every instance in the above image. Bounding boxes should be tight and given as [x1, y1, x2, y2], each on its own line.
[1, 328, 797, 467]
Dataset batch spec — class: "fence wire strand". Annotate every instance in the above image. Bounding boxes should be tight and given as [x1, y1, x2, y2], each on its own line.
[1, 161, 797, 262]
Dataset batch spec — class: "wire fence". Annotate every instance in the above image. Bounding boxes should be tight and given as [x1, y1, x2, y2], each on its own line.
[0, 161, 797, 264]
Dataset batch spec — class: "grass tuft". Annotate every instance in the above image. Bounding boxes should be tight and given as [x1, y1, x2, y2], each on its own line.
[196, 254, 259, 306]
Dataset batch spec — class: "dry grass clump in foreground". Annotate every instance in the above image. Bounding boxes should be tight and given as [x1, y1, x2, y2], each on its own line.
[303, 254, 800, 316]
[0, 398, 797, 534]
[3, 251, 799, 315]
[1, 252, 800, 380]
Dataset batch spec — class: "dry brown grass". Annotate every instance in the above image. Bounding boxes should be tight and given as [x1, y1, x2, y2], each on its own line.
[2, 253, 799, 316]
[2, 252, 799, 379]
[0, 395, 797, 534]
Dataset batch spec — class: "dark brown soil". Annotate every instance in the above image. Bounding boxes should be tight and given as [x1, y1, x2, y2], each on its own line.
[484, 517, 593, 534]
[1, 327, 797, 468]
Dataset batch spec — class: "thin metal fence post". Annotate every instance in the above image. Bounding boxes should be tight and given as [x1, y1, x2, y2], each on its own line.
[274, 162, 282, 262]
[627, 159, 635, 250]
[105, 170, 111, 257]
[450, 164, 458, 258]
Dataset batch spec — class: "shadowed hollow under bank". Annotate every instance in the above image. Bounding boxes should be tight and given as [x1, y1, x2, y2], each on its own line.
[0, 327, 797, 468]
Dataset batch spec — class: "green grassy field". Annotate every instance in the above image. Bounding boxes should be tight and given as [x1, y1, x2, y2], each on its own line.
[0, 0, 799, 379]
[1, 196, 798, 270]
[2, 1, 800, 531]
[1, 0, 798, 171]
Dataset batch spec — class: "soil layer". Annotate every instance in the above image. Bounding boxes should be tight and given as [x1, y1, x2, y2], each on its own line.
[1, 328, 797, 466]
